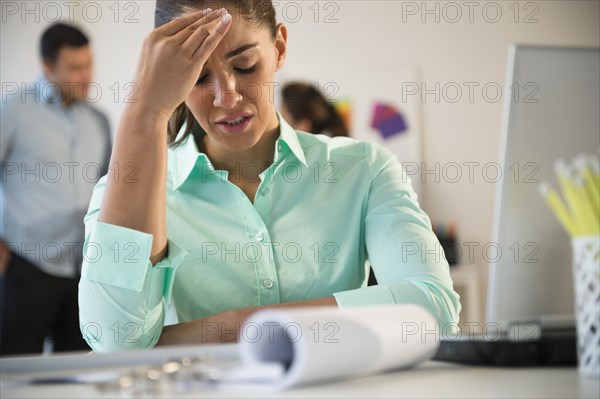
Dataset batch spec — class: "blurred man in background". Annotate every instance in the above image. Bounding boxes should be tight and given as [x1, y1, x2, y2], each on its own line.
[0, 23, 111, 354]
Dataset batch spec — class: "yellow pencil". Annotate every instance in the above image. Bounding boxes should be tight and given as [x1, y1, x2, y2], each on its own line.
[572, 175, 599, 235]
[555, 160, 588, 232]
[539, 182, 579, 236]
[574, 155, 600, 225]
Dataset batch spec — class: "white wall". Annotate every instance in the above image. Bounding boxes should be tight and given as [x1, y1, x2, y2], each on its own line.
[2, 0, 599, 269]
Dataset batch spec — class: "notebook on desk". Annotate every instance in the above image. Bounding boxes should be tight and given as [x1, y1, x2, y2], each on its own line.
[434, 45, 599, 366]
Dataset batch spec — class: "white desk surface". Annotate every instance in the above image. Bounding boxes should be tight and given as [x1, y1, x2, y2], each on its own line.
[2, 361, 599, 398]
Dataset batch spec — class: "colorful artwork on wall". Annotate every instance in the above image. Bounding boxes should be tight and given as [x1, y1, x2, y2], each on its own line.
[370, 102, 408, 139]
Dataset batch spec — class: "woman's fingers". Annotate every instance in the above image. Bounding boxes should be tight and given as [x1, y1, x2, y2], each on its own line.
[187, 11, 233, 62]
[155, 8, 211, 37]
[174, 8, 224, 45]
[130, 7, 232, 117]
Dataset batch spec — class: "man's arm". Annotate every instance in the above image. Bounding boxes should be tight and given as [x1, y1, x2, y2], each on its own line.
[0, 240, 11, 275]
[0, 97, 17, 274]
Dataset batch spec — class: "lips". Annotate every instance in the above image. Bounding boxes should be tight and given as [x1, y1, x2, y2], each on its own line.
[215, 112, 253, 124]
[221, 116, 246, 125]
[214, 112, 253, 133]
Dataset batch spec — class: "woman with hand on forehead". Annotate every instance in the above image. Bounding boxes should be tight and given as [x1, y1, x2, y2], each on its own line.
[79, 0, 461, 352]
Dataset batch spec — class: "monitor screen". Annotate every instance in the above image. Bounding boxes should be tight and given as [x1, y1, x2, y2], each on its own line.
[488, 45, 600, 329]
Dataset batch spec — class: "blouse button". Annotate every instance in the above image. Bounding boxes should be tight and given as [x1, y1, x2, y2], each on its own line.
[256, 232, 265, 242]
[263, 279, 274, 289]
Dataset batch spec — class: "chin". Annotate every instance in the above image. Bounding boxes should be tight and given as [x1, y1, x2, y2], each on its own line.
[216, 131, 263, 152]
[208, 118, 265, 150]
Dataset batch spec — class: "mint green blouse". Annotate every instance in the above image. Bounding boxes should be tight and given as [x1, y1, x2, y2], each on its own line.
[78, 112, 461, 352]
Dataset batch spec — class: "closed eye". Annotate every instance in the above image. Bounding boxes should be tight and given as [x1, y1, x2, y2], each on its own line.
[196, 74, 208, 85]
[195, 64, 258, 86]
[235, 64, 257, 74]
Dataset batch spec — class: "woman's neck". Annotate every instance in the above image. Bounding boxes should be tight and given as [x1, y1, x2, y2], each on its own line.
[199, 116, 281, 181]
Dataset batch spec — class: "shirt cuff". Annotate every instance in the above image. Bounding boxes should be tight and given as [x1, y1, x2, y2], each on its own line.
[82, 221, 188, 293]
[333, 285, 396, 308]
[155, 239, 188, 304]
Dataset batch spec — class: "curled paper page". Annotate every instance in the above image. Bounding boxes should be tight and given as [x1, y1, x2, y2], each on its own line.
[220, 304, 439, 390]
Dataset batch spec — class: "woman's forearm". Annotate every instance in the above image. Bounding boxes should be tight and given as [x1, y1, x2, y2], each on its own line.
[98, 103, 170, 264]
[157, 297, 338, 346]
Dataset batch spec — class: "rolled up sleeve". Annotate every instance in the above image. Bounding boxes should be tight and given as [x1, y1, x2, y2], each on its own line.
[78, 177, 188, 353]
[334, 147, 461, 332]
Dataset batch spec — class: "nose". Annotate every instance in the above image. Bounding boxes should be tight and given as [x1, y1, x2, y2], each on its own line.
[212, 74, 242, 109]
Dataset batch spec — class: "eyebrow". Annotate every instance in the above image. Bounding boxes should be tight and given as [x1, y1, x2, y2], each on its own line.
[225, 42, 259, 60]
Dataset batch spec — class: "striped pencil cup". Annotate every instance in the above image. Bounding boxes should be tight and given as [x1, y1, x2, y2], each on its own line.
[572, 235, 600, 377]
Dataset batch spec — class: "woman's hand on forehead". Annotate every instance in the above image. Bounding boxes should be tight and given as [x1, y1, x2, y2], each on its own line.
[132, 7, 233, 120]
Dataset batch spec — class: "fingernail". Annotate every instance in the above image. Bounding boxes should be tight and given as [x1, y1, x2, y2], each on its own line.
[216, 8, 225, 16]
[221, 13, 231, 23]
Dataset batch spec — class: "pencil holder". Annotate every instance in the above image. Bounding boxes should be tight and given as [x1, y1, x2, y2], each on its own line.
[571, 235, 600, 378]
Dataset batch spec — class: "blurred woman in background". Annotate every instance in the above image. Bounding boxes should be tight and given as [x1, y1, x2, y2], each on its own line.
[280, 82, 349, 137]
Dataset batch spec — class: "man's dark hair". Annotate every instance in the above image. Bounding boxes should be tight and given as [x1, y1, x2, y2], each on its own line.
[40, 23, 89, 63]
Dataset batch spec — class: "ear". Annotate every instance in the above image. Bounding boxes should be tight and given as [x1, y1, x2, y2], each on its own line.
[42, 58, 55, 81]
[274, 23, 287, 72]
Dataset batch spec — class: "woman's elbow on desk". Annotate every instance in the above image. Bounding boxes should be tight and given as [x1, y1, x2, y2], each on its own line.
[389, 280, 462, 334]
[78, 273, 166, 353]
[335, 279, 461, 333]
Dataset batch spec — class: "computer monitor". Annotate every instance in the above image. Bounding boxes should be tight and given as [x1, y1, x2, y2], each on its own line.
[488, 45, 600, 330]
